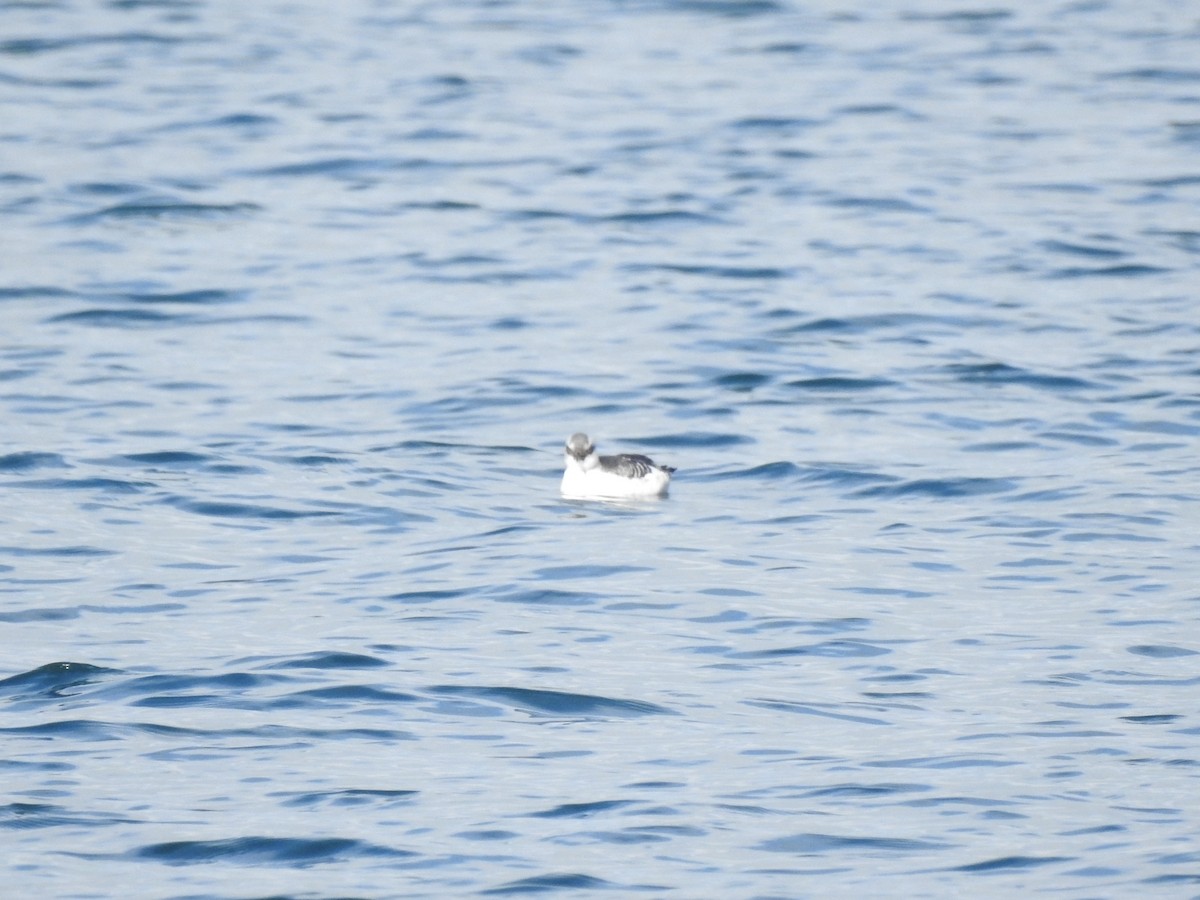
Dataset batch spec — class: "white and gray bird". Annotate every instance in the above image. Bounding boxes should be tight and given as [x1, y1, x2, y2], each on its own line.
[560, 432, 675, 500]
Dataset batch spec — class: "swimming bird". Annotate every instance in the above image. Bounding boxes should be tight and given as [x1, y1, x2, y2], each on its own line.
[561, 432, 675, 500]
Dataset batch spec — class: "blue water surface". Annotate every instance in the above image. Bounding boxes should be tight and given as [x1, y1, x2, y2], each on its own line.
[3, 1, 1200, 897]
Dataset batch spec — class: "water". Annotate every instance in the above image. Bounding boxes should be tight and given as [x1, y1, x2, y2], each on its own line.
[2, 0, 1199, 897]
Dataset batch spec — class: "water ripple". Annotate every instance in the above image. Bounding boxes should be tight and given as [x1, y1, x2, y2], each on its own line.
[428, 686, 677, 718]
[131, 836, 414, 866]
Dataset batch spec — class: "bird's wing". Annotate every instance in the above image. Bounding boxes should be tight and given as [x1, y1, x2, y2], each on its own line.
[601, 453, 657, 478]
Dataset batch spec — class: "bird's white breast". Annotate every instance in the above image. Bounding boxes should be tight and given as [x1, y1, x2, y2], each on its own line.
[561, 454, 671, 500]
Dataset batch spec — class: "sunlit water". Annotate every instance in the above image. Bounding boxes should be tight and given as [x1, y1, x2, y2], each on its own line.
[3, 1, 1200, 897]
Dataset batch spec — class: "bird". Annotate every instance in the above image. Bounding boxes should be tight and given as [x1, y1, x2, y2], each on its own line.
[560, 432, 675, 500]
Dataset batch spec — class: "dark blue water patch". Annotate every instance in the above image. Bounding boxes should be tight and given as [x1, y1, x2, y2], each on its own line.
[0, 717, 413, 749]
[482, 873, 627, 895]
[1088, 412, 1199, 437]
[129, 692, 230, 710]
[407, 259, 579, 284]
[0, 661, 118, 699]
[0, 606, 82, 623]
[0, 32, 187, 56]
[102, 672, 282, 706]
[501, 207, 575, 224]
[0, 451, 68, 471]
[864, 755, 1020, 770]
[785, 376, 897, 391]
[156, 112, 278, 132]
[0, 802, 138, 830]
[756, 40, 811, 54]
[1126, 441, 1189, 454]
[1103, 67, 1200, 83]
[944, 362, 1098, 391]
[955, 854, 1073, 872]
[120, 289, 246, 305]
[261, 651, 390, 670]
[0, 285, 73, 300]
[377, 439, 539, 456]
[707, 371, 771, 392]
[162, 495, 340, 520]
[643, 0, 785, 17]
[999, 556, 1069, 569]
[491, 587, 614, 606]
[738, 617, 872, 636]
[105, 450, 213, 468]
[1067, 865, 1123, 878]
[633, 431, 752, 449]
[534, 564, 650, 580]
[387, 587, 477, 603]
[130, 836, 414, 866]
[396, 198, 480, 213]
[65, 198, 260, 225]
[402, 126, 475, 141]
[795, 782, 930, 800]
[1038, 430, 1119, 447]
[527, 799, 636, 819]
[428, 685, 676, 718]
[598, 209, 722, 226]
[902, 7, 1012, 22]
[689, 611, 751, 626]
[961, 440, 1043, 452]
[622, 262, 792, 279]
[0, 758, 72, 775]
[286, 685, 420, 706]
[607, 601, 679, 614]
[0, 544, 116, 557]
[744, 700, 890, 726]
[458, 829, 521, 841]
[67, 181, 144, 197]
[758, 832, 953, 854]
[1046, 264, 1171, 278]
[1143, 871, 1200, 887]
[1060, 531, 1163, 544]
[729, 115, 820, 131]
[1147, 227, 1200, 253]
[275, 788, 419, 809]
[248, 155, 510, 180]
[798, 465, 896, 491]
[626, 824, 706, 839]
[1037, 239, 1126, 259]
[491, 315, 530, 329]
[840, 588, 931, 602]
[0, 719, 144, 742]
[774, 312, 1000, 336]
[270, 453, 352, 468]
[0, 70, 113, 89]
[902, 796, 1019, 810]
[728, 640, 892, 660]
[836, 102, 925, 120]
[1127, 645, 1198, 659]
[822, 194, 931, 214]
[1121, 714, 1183, 725]
[548, 829, 672, 845]
[45, 308, 197, 327]
[853, 477, 1018, 499]
[151, 381, 220, 392]
[17, 477, 151, 493]
[412, 71, 474, 103]
[211, 313, 310, 328]
[1168, 120, 1200, 146]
